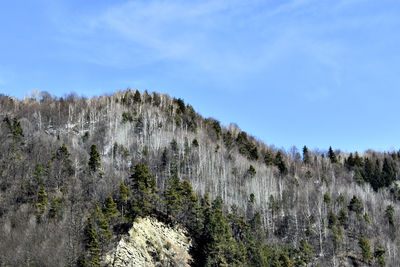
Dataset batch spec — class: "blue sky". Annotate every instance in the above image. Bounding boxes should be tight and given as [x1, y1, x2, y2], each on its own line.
[1, 0, 400, 153]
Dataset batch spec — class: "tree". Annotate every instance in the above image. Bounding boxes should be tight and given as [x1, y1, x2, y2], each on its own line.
[247, 165, 256, 178]
[84, 217, 101, 267]
[359, 237, 371, 262]
[299, 239, 314, 265]
[103, 195, 119, 221]
[264, 150, 274, 166]
[275, 151, 288, 175]
[88, 144, 101, 173]
[328, 146, 337, 163]
[303, 146, 310, 165]
[164, 175, 183, 216]
[35, 187, 49, 222]
[374, 247, 386, 266]
[129, 164, 157, 219]
[133, 90, 141, 103]
[118, 182, 131, 217]
[385, 204, 395, 227]
[348, 195, 363, 216]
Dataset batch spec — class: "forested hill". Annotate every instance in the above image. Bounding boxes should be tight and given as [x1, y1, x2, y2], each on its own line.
[0, 90, 399, 266]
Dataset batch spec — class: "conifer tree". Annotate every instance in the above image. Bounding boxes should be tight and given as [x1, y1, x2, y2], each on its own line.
[275, 151, 288, 175]
[385, 204, 395, 227]
[35, 186, 49, 222]
[118, 182, 130, 217]
[103, 195, 119, 221]
[88, 144, 101, 173]
[328, 146, 337, 163]
[303, 146, 310, 165]
[84, 217, 101, 267]
[359, 237, 371, 262]
[264, 150, 274, 166]
[133, 90, 141, 103]
[129, 164, 157, 219]
[164, 175, 183, 216]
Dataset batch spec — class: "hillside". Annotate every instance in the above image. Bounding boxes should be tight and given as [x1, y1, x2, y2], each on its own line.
[0, 90, 399, 266]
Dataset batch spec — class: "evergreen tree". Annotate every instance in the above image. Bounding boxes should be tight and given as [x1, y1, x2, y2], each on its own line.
[298, 239, 314, 265]
[374, 247, 386, 266]
[264, 150, 274, 166]
[348, 195, 363, 216]
[303, 146, 310, 165]
[133, 90, 141, 103]
[328, 146, 337, 163]
[129, 164, 157, 219]
[275, 151, 288, 175]
[359, 237, 371, 262]
[164, 175, 183, 216]
[35, 187, 49, 222]
[103, 195, 119, 221]
[88, 144, 101, 173]
[84, 217, 101, 267]
[385, 204, 395, 227]
[247, 165, 256, 178]
[48, 197, 63, 221]
[382, 158, 395, 187]
[118, 182, 131, 217]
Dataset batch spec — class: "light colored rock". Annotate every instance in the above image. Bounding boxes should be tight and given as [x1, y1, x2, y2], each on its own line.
[103, 217, 192, 267]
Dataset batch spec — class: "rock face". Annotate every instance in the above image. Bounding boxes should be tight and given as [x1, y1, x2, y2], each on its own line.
[103, 217, 192, 267]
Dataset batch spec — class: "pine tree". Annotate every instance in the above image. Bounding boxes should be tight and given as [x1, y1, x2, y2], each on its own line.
[84, 217, 101, 267]
[275, 151, 288, 175]
[164, 175, 183, 216]
[103, 195, 119, 221]
[328, 146, 337, 163]
[133, 90, 141, 103]
[129, 163, 157, 219]
[35, 186, 49, 222]
[348, 195, 363, 216]
[264, 150, 274, 166]
[118, 182, 131, 217]
[88, 144, 101, 173]
[385, 204, 395, 227]
[303, 146, 310, 165]
[359, 237, 371, 262]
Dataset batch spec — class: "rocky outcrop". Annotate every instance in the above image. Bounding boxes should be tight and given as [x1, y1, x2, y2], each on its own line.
[103, 217, 192, 267]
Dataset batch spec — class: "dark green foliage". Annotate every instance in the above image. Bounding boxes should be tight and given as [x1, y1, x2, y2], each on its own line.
[211, 119, 222, 140]
[247, 165, 256, 178]
[103, 195, 119, 221]
[275, 151, 288, 175]
[223, 131, 234, 150]
[35, 187, 49, 222]
[84, 217, 101, 267]
[48, 197, 63, 221]
[122, 111, 133, 123]
[385, 204, 395, 227]
[323, 193, 331, 205]
[374, 247, 386, 266]
[174, 98, 186, 114]
[338, 209, 348, 227]
[303, 146, 310, 165]
[88, 144, 101, 173]
[364, 212, 371, 224]
[129, 164, 158, 219]
[3, 116, 24, 138]
[133, 90, 141, 103]
[298, 239, 314, 265]
[118, 182, 130, 217]
[328, 146, 337, 163]
[359, 237, 371, 262]
[348, 195, 363, 215]
[192, 138, 199, 147]
[382, 158, 396, 188]
[164, 175, 183, 215]
[264, 150, 274, 166]
[236, 131, 259, 161]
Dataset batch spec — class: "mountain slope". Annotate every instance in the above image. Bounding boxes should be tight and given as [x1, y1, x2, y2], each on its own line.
[0, 90, 398, 266]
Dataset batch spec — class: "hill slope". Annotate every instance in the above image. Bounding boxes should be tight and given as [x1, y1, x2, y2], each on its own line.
[0, 90, 399, 266]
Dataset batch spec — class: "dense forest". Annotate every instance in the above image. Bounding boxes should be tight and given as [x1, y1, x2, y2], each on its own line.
[0, 90, 399, 266]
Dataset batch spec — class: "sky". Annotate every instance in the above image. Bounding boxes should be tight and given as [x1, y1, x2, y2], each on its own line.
[1, 0, 400, 153]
